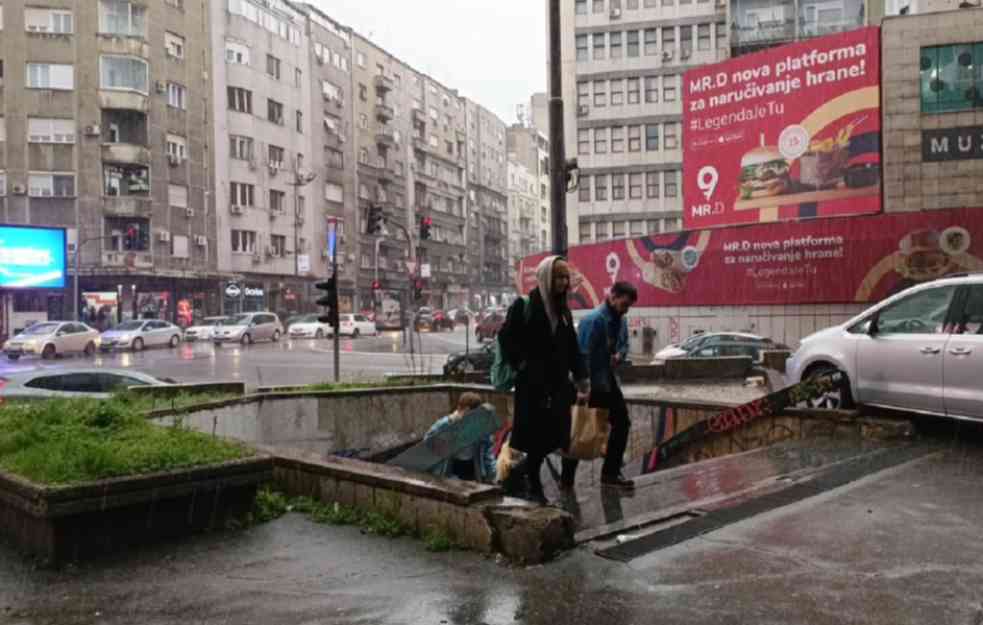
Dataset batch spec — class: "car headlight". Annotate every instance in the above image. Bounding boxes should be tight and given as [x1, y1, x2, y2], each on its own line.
[94, 337, 102, 346]
[24, 340, 38, 349]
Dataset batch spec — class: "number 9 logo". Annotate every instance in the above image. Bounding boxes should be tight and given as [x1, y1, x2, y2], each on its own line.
[697, 166, 718, 201]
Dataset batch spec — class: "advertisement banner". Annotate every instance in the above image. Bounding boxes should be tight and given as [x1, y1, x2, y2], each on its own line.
[517, 208, 983, 308]
[683, 27, 882, 230]
[0, 225, 67, 288]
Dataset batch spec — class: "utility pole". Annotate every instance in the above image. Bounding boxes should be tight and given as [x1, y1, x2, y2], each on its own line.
[549, 0, 568, 256]
[328, 217, 341, 382]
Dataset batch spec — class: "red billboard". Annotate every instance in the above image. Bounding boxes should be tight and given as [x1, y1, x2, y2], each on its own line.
[683, 27, 882, 231]
[517, 209, 982, 308]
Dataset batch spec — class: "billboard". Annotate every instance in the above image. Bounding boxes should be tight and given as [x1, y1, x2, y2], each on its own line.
[0, 225, 67, 289]
[516, 208, 983, 308]
[683, 27, 882, 230]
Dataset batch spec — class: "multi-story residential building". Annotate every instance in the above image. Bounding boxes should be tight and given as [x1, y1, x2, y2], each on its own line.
[529, 92, 550, 137]
[507, 160, 541, 283]
[466, 101, 511, 307]
[211, 0, 317, 317]
[507, 124, 552, 254]
[0, 0, 219, 336]
[559, 0, 728, 246]
[729, 0, 868, 57]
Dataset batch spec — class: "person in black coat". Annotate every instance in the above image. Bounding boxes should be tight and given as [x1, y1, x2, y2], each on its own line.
[499, 255, 589, 504]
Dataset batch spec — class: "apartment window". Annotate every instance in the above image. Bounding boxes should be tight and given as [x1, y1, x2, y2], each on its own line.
[576, 0, 588, 13]
[646, 172, 660, 198]
[629, 173, 643, 199]
[166, 134, 186, 160]
[644, 29, 658, 56]
[593, 33, 606, 60]
[230, 182, 255, 206]
[230, 230, 257, 254]
[680, 26, 693, 56]
[577, 82, 590, 107]
[596, 222, 609, 241]
[594, 128, 608, 154]
[228, 87, 252, 113]
[921, 44, 983, 113]
[230, 136, 253, 160]
[662, 0, 673, 6]
[698, 24, 711, 50]
[627, 0, 640, 7]
[27, 118, 75, 143]
[576, 35, 588, 61]
[295, 68, 302, 88]
[269, 190, 286, 212]
[325, 182, 343, 203]
[594, 80, 608, 107]
[28, 173, 75, 197]
[645, 77, 659, 103]
[717, 22, 727, 50]
[610, 32, 623, 59]
[25, 8, 73, 34]
[357, 52, 366, 68]
[627, 78, 640, 104]
[99, 0, 146, 37]
[165, 0, 184, 8]
[664, 123, 678, 149]
[611, 79, 624, 106]
[664, 77, 677, 102]
[326, 147, 344, 170]
[595, 175, 608, 201]
[104, 164, 148, 196]
[593, 0, 605, 12]
[580, 223, 592, 243]
[630, 220, 644, 236]
[613, 221, 626, 239]
[359, 148, 369, 164]
[579, 175, 591, 201]
[611, 127, 624, 153]
[168, 184, 188, 208]
[165, 32, 185, 59]
[266, 54, 281, 80]
[612, 174, 625, 200]
[268, 145, 285, 167]
[665, 172, 678, 197]
[296, 110, 304, 133]
[267, 99, 284, 125]
[27, 63, 74, 90]
[662, 27, 675, 53]
[646, 124, 660, 150]
[100, 56, 147, 93]
[628, 125, 641, 152]
[225, 41, 250, 65]
[168, 82, 187, 109]
[627, 31, 640, 58]
[270, 235, 286, 257]
[578, 129, 590, 155]
[322, 80, 341, 101]
[644, 0, 658, 6]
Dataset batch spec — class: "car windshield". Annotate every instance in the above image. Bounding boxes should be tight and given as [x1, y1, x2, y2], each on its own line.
[21, 323, 61, 335]
[200, 318, 227, 327]
[115, 321, 145, 331]
[297, 314, 319, 323]
[223, 315, 252, 326]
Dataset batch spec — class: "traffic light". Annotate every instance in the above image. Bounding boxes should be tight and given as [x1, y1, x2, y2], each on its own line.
[315, 275, 339, 328]
[366, 205, 384, 235]
[419, 216, 432, 240]
[413, 279, 424, 302]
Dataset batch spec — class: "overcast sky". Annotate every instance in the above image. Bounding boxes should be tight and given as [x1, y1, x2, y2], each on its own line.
[311, 0, 546, 124]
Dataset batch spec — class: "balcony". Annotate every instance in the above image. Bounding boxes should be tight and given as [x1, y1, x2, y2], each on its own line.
[103, 196, 152, 218]
[731, 20, 795, 49]
[799, 16, 865, 39]
[99, 90, 150, 113]
[412, 136, 430, 153]
[102, 143, 152, 166]
[412, 108, 426, 124]
[374, 74, 394, 93]
[375, 103, 394, 123]
[96, 33, 151, 59]
[376, 126, 397, 150]
[102, 251, 153, 269]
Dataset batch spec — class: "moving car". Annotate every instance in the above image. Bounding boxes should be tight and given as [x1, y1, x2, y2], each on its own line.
[443, 343, 495, 376]
[338, 314, 377, 338]
[0, 368, 172, 399]
[475, 311, 506, 342]
[414, 307, 434, 331]
[212, 312, 283, 345]
[100, 320, 184, 352]
[4, 322, 100, 361]
[786, 273, 983, 419]
[183, 316, 229, 342]
[431, 310, 455, 332]
[652, 332, 787, 364]
[288, 314, 334, 340]
[447, 308, 472, 325]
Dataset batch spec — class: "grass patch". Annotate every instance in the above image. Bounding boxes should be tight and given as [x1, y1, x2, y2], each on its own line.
[0, 396, 253, 486]
[295, 379, 415, 393]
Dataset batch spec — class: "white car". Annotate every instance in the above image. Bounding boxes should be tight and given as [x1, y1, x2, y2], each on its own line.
[100, 320, 184, 352]
[338, 314, 377, 338]
[0, 367, 172, 399]
[212, 312, 283, 345]
[184, 316, 229, 342]
[288, 314, 335, 339]
[786, 273, 983, 419]
[4, 322, 101, 361]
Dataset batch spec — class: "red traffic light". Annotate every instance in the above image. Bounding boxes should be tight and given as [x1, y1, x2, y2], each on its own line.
[423, 216, 432, 226]
[372, 280, 381, 290]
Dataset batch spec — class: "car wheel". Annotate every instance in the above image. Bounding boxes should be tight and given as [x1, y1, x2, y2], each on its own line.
[42, 344, 56, 360]
[352, 329, 360, 339]
[241, 333, 252, 346]
[7, 354, 19, 361]
[169, 335, 180, 348]
[84, 342, 96, 357]
[272, 330, 281, 342]
[132, 338, 144, 352]
[803, 364, 855, 410]
[315, 329, 324, 340]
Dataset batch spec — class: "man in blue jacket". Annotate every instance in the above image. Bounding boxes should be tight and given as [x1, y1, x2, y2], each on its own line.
[562, 282, 638, 490]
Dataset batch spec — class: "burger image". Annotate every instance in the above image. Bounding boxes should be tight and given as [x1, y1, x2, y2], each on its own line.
[739, 147, 790, 200]
[897, 229, 953, 281]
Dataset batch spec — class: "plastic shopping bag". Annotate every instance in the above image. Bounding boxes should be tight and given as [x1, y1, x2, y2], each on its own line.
[565, 404, 610, 460]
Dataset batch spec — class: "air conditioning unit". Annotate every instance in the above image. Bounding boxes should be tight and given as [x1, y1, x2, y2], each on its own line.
[155, 80, 167, 94]
[610, 7, 622, 17]
[185, 207, 195, 218]
[577, 104, 589, 116]
[195, 236, 207, 247]
[663, 51, 674, 61]
[84, 125, 101, 136]
[252, 252, 262, 263]
[167, 154, 180, 167]
[681, 51, 691, 60]
[268, 162, 280, 175]
[264, 246, 274, 257]
[158, 231, 171, 243]
[11, 184, 26, 195]
[230, 204, 243, 215]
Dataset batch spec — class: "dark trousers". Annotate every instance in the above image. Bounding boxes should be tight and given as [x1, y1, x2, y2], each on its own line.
[561, 380, 631, 483]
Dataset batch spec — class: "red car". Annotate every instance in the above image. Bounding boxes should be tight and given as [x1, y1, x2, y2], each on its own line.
[431, 310, 455, 332]
[475, 312, 505, 342]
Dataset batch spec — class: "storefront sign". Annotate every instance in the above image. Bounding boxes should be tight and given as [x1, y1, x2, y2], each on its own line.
[298, 254, 311, 273]
[420, 263, 432, 278]
[0, 225, 67, 288]
[683, 27, 882, 230]
[225, 283, 242, 299]
[517, 208, 983, 308]
[244, 287, 264, 298]
[922, 126, 983, 162]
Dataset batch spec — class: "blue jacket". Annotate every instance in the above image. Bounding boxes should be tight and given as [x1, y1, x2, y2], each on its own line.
[578, 302, 629, 392]
[423, 415, 496, 483]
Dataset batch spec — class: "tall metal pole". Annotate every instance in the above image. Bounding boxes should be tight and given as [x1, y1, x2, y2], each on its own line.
[331, 218, 340, 382]
[549, 0, 568, 256]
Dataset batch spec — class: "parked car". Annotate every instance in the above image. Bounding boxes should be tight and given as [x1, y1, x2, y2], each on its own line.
[443, 343, 495, 376]
[3, 322, 100, 361]
[212, 312, 283, 346]
[431, 310, 455, 332]
[448, 308, 472, 325]
[183, 316, 229, 342]
[414, 307, 434, 332]
[288, 314, 334, 340]
[100, 320, 183, 352]
[476, 311, 506, 342]
[0, 367, 172, 399]
[338, 314, 378, 338]
[652, 332, 787, 364]
[786, 273, 983, 419]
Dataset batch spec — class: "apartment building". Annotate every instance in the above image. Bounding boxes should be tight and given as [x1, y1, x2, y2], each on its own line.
[0, 0, 218, 334]
[507, 160, 541, 284]
[729, 0, 868, 57]
[466, 101, 511, 307]
[559, 0, 728, 245]
[507, 124, 551, 254]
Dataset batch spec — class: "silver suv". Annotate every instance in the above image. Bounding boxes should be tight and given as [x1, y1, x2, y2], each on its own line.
[786, 273, 983, 420]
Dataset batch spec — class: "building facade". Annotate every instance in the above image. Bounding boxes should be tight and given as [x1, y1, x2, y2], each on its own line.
[559, 0, 729, 246]
[729, 0, 869, 57]
[507, 124, 552, 255]
[0, 0, 219, 336]
[506, 159, 540, 284]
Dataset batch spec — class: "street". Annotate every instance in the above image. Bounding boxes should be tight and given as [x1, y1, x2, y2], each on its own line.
[0, 327, 487, 388]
